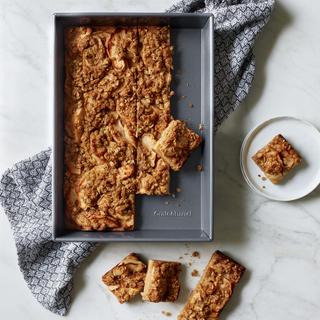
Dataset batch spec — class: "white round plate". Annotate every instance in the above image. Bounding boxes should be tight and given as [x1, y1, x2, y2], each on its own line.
[240, 116, 320, 201]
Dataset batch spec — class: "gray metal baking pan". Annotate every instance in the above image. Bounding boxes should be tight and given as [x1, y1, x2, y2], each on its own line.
[53, 13, 214, 242]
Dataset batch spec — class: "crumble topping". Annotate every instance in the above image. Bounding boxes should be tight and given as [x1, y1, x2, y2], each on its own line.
[252, 134, 302, 184]
[102, 253, 147, 303]
[154, 120, 202, 171]
[141, 260, 181, 302]
[64, 26, 138, 231]
[135, 26, 173, 194]
[178, 251, 245, 320]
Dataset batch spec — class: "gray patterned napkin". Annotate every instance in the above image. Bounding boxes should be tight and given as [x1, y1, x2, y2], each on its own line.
[0, 0, 274, 316]
[168, 0, 275, 126]
[0, 149, 97, 315]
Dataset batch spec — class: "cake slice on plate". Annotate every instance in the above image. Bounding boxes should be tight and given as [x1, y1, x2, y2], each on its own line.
[252, 134, 302, 184]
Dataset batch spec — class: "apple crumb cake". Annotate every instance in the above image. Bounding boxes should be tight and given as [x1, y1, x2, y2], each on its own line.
[102, 253, 147, 303]
[178, 251, 245, 320]
[64, 26, 138, 231]
[252, 134, 302, 184]
[136, 26, 173, 195]
[64, 25, 202, 231]
[141, 260, 181, 302]
[154, 120, 202, 171]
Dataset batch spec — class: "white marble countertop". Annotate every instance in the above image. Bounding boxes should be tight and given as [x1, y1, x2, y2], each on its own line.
[1, 0, 320, 319]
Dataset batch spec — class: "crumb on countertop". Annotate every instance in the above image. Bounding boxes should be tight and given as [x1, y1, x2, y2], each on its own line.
[176, 187, 181, 193]
[179, 256, 183, 260]
[262, 177, 267, 181]
[198, 123, 204, 130]
[188, 102, 193, 108]
[162, 311, 172, 317]
[188, 262, 192, 267]
[191, 269, 199, 277]
[192, 251, 200, 258]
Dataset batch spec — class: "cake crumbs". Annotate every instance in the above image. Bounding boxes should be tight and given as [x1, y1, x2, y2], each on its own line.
[198, 123, 205, 130]
[188, 262, 192, 266]
[162, 311, 172, 317]
[191, 269, 200, 277]
[176, 187, 181, 193]
[258, 174, 261, 177]
[262, 186, 266, 189]
[262, 177, 267, 181]
[188, 102, 193, 108]
[196, 164, 203, 172]
[184, 253, 189, 256]
[191, 251, 200, 258]
[179, 256, 183, 260]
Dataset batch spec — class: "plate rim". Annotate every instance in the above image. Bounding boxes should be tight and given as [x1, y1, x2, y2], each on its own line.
[240, 116, 320, 201]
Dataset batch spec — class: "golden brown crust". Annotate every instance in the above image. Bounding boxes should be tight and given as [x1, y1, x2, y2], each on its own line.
[154, 120, 202, 171]
[136, 26, 172, 137]
[252, 134, 302, 184]
[178, 251, 245, 320]
[141, 260, 181, 302]
[116, 96, 137, 143]
[136, 141, 170, 195]
[102, 253, 147, 303]
[136, 94, 172, 139]
[135, 26, 172, 194]
[64, 26, 138, 231]
[64, 25, 175, 227]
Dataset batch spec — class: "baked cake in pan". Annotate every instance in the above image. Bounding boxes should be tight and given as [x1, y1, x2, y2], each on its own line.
[64, 25, 201, 231]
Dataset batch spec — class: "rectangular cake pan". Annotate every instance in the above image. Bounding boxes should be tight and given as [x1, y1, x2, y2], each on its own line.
[53, 13, 214, 242]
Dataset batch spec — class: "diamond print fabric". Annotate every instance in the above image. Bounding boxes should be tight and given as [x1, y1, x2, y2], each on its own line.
[0, 149, 97, 315]
[168, 0, 275, 127]
[0, 0, 274, 316]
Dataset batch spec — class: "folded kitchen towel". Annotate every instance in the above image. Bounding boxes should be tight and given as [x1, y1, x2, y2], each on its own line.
[0, 0, 274, 316]
[168, 0, 275, 126]
[0, 149, 97, 315]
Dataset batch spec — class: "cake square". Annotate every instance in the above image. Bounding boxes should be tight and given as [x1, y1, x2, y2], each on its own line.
[178, 251, 245, 320]
[141, 260, 181, 302]
[66, 162, 136, 231]
[136, 94, 171, 139]
[252, 134, 302, 184]
[154, 120, 202, 171]
[102, 253, 147, 303]
[136, 140, 170, 195]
